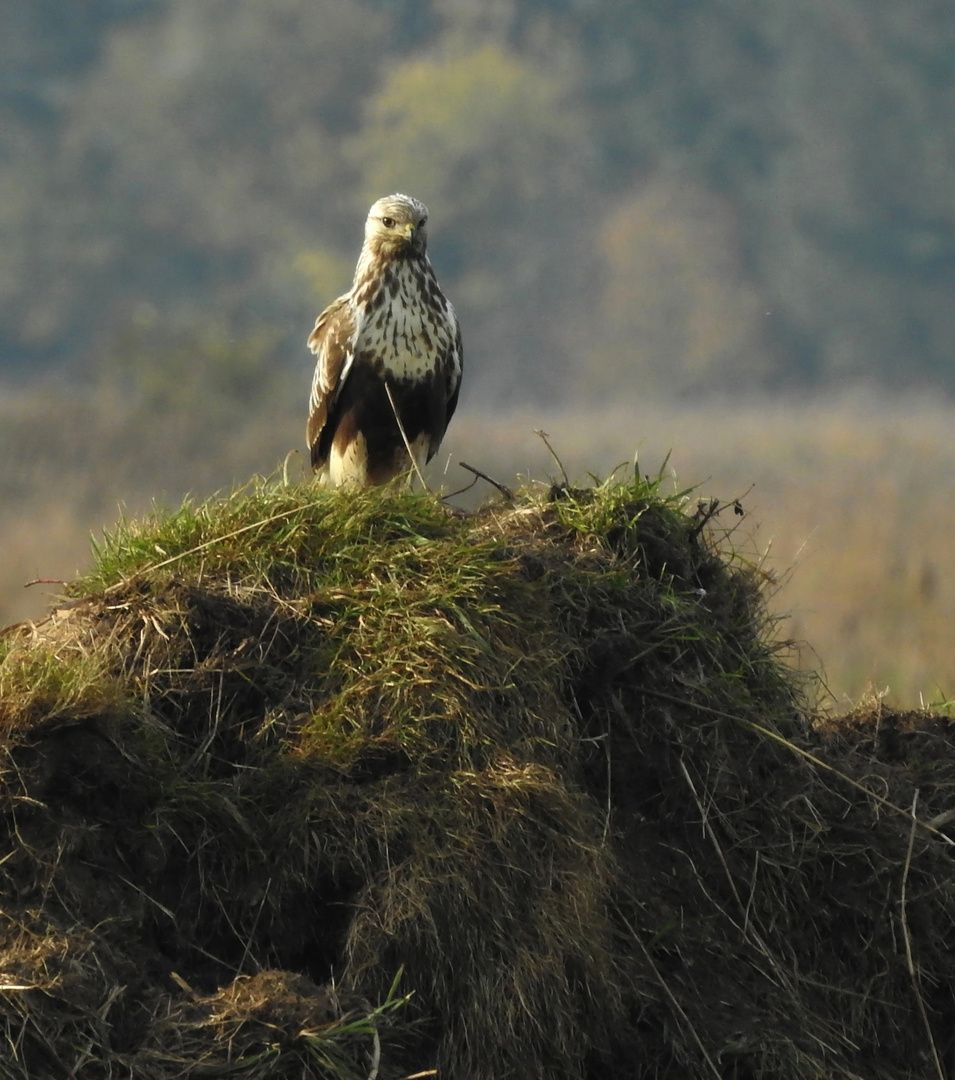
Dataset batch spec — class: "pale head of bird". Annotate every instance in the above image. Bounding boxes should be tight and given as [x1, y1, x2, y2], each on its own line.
[364, 193, 430, 258]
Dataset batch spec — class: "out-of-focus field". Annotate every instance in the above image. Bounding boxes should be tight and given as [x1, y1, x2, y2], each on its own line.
[3, 386, 954, 709]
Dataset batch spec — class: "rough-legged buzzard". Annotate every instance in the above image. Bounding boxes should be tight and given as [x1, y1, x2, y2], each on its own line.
[306, 194, 463, 487]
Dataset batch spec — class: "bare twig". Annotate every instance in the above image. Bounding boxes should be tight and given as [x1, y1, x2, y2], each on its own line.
[456, 462, 514, 501]
[534, 429, 569, 486]
[442, 471, 480, 500]
[23, 578, 66, 588]
[384, 379, 430, 493]
[688, 498, 721, 542]
[900, 790, 946, 1080]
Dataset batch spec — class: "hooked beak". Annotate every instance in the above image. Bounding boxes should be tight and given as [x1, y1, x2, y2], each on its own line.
[402, 221, 425, 254]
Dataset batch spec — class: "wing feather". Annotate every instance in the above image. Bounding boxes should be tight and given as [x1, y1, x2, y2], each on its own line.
[306, 296, 359, 462]
[445, 314, 463, 425]
[425, 310, 464, 462]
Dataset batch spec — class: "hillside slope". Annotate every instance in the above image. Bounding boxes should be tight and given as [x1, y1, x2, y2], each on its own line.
[0, 477, 953, 1079]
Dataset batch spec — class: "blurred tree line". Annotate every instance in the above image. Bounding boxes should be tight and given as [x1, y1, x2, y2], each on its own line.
[2, 0, 955, 406]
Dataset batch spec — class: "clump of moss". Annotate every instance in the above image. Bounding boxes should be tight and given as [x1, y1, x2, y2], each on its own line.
[1, 475, 953, 1079]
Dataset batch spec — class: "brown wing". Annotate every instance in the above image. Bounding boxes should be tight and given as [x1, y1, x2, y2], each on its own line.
[306, 295, 359, 470]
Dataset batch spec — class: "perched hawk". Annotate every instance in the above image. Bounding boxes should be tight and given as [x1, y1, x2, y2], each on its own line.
[306, 193, 463, 487]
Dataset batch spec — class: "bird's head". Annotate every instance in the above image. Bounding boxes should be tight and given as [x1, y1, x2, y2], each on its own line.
[364, 193, 430, 258]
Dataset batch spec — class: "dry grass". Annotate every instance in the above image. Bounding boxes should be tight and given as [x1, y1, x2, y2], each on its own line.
[2, 474, 955, 1077]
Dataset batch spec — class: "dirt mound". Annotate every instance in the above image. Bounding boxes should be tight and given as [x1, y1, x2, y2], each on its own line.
[1, 477, 953, 1079]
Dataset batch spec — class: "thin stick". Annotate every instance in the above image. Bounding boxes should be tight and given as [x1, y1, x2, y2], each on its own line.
[125, 507, 305, 584]
[456, 462, 514, 501]
[384, 379, 430, 493]
[442, 472, 480, 500]
[534, 429, 569, 486]
[688, 498, 721, 542]
[19, 505, 308, 630]
[900, 790, 946, 1080]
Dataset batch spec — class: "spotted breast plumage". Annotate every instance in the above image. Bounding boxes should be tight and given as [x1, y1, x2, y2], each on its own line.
[306, 193, 463, 487]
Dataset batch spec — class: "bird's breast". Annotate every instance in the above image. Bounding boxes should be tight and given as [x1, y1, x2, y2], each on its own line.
[359, 266, 454, 379]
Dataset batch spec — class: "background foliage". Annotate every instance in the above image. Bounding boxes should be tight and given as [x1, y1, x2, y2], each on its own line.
[3, 0, 955, 397]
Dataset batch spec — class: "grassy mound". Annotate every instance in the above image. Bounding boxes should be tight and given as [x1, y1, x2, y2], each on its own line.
[1, 476, 954, 1079]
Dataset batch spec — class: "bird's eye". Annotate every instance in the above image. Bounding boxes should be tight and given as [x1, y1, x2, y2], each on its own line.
[381, 216, 396, 228]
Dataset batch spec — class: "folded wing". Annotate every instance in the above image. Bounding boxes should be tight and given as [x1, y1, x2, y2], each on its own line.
[306, 296, 359, 471]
